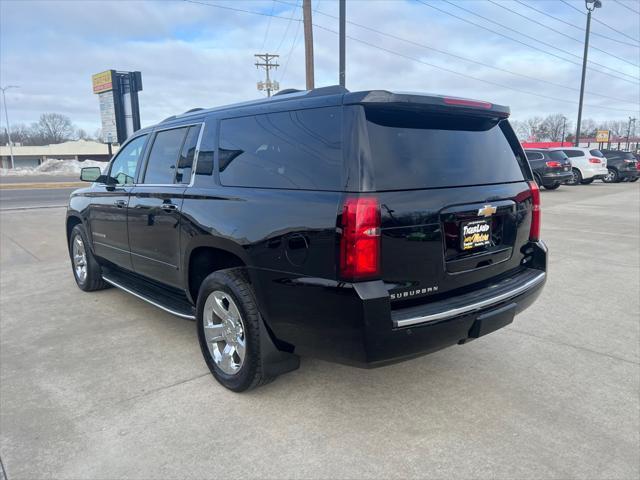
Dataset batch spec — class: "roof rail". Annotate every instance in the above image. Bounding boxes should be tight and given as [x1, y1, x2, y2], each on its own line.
[273, 88, 302, 96]
[184, 108, 204, 114]
[161, 115, 177, 123]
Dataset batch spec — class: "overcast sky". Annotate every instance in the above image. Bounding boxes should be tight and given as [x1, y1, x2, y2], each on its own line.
[1, 0, 639, 133]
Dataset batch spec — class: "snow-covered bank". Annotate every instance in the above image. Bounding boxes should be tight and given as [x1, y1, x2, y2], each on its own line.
[0, 159, 105, 177]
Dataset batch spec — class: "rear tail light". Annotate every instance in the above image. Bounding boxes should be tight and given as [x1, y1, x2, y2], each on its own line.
[528, 181, 541, 242]
[339, 196, 381, 281]
[588, 158, 601, 164]
[545, 161, 561, 168]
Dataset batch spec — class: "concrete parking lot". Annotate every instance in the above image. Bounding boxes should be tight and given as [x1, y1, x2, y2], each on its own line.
[0, 182, 638, 479]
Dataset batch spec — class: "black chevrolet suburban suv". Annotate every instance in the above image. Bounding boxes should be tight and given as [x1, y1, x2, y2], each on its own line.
[67, 87, 547, 391]
[524, 148, 573, 190]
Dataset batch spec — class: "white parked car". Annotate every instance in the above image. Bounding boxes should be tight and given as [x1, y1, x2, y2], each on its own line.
[548, 147, 608, 185]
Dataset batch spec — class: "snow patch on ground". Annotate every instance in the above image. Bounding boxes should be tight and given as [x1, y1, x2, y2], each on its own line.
[0, 159, 106, 177]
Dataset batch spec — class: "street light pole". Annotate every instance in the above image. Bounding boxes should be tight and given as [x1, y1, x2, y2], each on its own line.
[574, 0, 601, 147]
[561, 116, 567, 144]
[0, 85, 19, 169]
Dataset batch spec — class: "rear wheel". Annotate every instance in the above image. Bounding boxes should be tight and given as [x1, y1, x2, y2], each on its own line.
[196, 268, 274, 392]
[69, 224, 109, 291]
[543, 182, 561, 190]
[580, 178, 594, 184]
[630, 177, 638, 182]
[603, 168, 618, 183]
[534, 173, 543, 186]
[568, 168, 582, 185]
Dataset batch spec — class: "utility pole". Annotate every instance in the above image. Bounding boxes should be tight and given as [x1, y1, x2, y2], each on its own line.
[561, 116, 567, 145]
[303, 0, 315, 90]
[0, 85, 19, 169]
[339, 0, 346, 87]
[255, 53, 280, 97]
[574, 0, 601, 147]
[626, 117, 636, 150]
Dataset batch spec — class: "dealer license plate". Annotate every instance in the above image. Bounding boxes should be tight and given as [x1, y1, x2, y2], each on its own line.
[461, 219, 492, 251]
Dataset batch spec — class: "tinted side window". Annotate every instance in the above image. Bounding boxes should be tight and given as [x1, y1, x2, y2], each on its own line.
[218, 107, 343, 190]
[143, 127, 188, 184]
[562, 150, 584, 158]
[109, 135, 147, 185]
[176, 125, 201, 184]
[526, 152, 544, 160]
[590, 149, 604, 157]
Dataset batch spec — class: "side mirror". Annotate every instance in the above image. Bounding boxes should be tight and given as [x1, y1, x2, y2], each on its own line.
[80, 167, 102, 182]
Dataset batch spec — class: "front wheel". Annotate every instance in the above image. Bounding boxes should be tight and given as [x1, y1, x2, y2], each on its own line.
[196, 268, 275, 392]
[543, 182, 561, 190]
[603, 168, 618, 183]
[69, 224, 109, 291]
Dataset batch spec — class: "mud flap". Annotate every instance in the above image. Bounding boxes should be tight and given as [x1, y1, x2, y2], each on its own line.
[259, 316, 300, 377]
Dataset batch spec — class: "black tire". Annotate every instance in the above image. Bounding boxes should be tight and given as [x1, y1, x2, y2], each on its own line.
[543, 182, 561, 190]
[534, 173, 543, 186]
[568, 168, 582, 185]
[630, 177, 638, 182]
[603, 168, 618, 183]
[196, 268, 274, 392]
[580, 178, 594, 184]
[69, 224, 109, 291]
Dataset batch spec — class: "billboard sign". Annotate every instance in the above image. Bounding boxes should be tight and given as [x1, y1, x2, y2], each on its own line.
[92, 70, 142, 144]
[92, 70, 114, 94]
[596, 130, 610, 143]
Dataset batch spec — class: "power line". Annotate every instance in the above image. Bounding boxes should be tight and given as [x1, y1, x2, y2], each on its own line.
[613, 0, 640, 16]
[185, 0, 639, 113]
[560, 0, 640, 43]
[425, 0, 639, 83]
[261, 1, 276, 50]
[487, 0, 639, 68]
[279, 8, 304, 83]
[271, 0, 635, 104]
[310, 23, 638, 113]
[274, 0, 300, 53]
[515, 0, 640, 48]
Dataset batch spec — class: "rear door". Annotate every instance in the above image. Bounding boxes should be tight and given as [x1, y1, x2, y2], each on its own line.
[127, 123, 201, 288]
[354, 105, 534, 305]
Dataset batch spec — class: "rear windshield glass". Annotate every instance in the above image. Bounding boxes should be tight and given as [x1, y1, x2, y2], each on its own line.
[364, 108, 524, 190]
[548, 151, 568, 161]
[590, 149, 604, 157]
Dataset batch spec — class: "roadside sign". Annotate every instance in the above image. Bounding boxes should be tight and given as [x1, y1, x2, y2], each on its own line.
[596, 130, 610, 143]
[92, 70, 114, 94]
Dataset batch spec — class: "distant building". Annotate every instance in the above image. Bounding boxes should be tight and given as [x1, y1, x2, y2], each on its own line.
[0, 140, 118, 169]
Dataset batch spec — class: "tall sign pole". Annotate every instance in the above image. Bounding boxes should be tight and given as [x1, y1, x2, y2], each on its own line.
[303, 0, 315, 90]
[575, 0, 601, 147]
[339, 0, 346, 87]
[255, 54, 280, 97]
[0, 85, 19, 169]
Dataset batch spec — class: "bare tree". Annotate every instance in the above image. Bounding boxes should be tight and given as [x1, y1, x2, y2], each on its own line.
[522, 116, 547, 141]
[542, 114, 570, 142]
[32, 113, 75, 144]
[580, 118, 597, 137]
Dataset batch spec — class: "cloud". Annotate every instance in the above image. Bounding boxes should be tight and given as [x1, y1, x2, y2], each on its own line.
[0, 0, 638, 134]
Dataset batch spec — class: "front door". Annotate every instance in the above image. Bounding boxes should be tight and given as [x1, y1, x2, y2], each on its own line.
[128, 124, 201, 288]
[88, 134, 148, 270]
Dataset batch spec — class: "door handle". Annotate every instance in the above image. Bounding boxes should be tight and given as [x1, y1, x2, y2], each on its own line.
[161, 203, 177, 212]
[114, 200, 127, 208]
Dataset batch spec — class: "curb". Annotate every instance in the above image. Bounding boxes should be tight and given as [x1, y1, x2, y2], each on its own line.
[0, 182, 84, 190]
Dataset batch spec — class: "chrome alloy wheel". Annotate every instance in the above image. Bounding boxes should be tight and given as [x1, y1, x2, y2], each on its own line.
[603, 169, 615, 183]
[72, 235, 87, 283]
[203, 290, 246, 375]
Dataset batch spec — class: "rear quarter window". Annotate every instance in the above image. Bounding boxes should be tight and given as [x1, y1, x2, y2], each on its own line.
[562, 150, 584, 158]
[548, 151, 569, 161]
[364, 108, 525, 190]
[590, 149, 604, 157]
[218, 107, 343, 190]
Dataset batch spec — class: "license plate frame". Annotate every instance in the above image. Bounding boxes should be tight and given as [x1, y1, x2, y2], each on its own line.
[461, 218, 492, 251]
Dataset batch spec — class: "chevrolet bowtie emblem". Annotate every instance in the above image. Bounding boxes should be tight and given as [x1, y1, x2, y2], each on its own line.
[478, 205, 497, 217]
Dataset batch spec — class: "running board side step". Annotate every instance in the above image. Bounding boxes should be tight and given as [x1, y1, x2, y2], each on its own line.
[102, 271, 196, 320]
